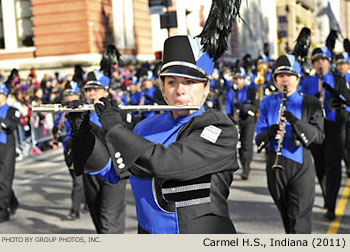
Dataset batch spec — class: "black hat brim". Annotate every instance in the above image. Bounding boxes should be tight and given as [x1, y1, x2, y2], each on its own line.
[160, 65, 208, 82]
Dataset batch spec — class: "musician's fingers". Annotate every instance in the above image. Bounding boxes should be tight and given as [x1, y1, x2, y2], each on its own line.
[110, 99, 119, 108]
[94, 103, 105, 117]
[99, 97, 111, 107]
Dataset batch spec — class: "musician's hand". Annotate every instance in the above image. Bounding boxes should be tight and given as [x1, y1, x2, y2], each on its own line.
[95, 97, 124, 132]
[234, 103, 242, 109]
[322, 82, 333, 93]
[267, 124, 279, 139]
[314, 92, 321, 99]
[283, 110, 298, 124]
[66, 100, 91, 138]
[267, 83, 278, 92]
[331, 99, 343, 109]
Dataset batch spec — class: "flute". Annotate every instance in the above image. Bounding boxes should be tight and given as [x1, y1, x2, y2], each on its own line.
[32, 104, 201, 113]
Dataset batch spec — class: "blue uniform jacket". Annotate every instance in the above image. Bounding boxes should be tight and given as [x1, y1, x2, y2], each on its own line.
[92, 107, 207, 233]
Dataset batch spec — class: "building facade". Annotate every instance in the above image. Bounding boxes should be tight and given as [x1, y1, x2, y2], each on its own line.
[1, 0, 238, 78]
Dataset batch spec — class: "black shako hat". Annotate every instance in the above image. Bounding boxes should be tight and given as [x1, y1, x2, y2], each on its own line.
[159, 0, 242, 82]
[63, 81, 80, 96]
[272, 54, 301, 79]
[84, 70, 110, 90]
[311, 47, 331, 62]
[159, 35, 214, 81]
[335, 52, 350, 64]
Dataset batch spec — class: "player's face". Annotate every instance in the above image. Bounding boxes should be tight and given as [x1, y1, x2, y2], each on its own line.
[336, 62, 349, 75]
[85, 88, 108, 104]
[163, 76, 209, 118]
[275, 73, 299, 96]
[313, 58, 331, 75]
[235, 77, 246, 89]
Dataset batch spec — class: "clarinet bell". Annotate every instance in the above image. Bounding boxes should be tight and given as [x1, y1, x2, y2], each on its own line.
[272, 153, 284, 170]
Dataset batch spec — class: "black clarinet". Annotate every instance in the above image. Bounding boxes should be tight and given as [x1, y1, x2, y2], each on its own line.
[272, 86, 288, 170]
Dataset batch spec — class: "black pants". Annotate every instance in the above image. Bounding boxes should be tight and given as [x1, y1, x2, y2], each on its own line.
[0, 143, 16, 219]
[310, 120, 345, 213]
[68, 169, 84, 214]
[342, 112, 350, 172]
[138, 214, 236, 234]
[239, 119, 255, 177]
[83, 174, 126, 234]
[266, 150, 315, 234]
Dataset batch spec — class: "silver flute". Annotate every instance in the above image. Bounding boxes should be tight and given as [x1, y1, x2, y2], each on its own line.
[32, 104, 201, 113]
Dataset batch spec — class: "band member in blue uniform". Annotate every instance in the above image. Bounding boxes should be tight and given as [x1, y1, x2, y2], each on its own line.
[0, 83, 20, 222]
[226, 67, 258, 180]
[256, 55, 324, 233]
[68, 0, 241, 234]
[300, 47, 350, 220]
[334, 52, 350, 178]
[122, 81, 142, 126]
[140, 78, 157, 119]
[207, 68, 223, 110]
[69, 46, 127, 233]
[249, 54, 277, 99]
[53, 81, 84, 220]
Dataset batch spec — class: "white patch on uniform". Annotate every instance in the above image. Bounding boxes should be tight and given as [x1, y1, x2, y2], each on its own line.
[15, 110, 20, 118]
[126, 113, 132, 123]
[200, 125, 222, 143]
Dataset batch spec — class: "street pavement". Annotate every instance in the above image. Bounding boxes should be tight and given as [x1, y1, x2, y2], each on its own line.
[0, 146, 349, 234]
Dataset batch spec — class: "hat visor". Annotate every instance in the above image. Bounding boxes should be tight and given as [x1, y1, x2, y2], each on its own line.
[84, 81, 107, 90]
[160, 65, 208, 81]
[312, 53, 330, 62]
[63, 90, 80, 96]
[273, 69, 299, 78]
[336, 59, 349, 64]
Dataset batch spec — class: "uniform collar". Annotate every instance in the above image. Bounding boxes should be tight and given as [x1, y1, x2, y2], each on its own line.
[277, 90, 299, 101]
[172, 106, 205, 125]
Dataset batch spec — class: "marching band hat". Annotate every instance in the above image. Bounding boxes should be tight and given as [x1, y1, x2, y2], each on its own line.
[159, 35, 215, 82]
[335, 52, 350, 64]
[257, 53, 269, 64]
[0, 82, 9, 95]
[159, 0, 242, 83]
[272, 54, 301, 79]
[63, 81, 81, 96]
[84, 70, 110, 90]
[311, 47, 331, 62]
[233, 67, 246, 78]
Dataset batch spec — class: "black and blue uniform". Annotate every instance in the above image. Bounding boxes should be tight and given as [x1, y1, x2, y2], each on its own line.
[0, 103, 20, 222]
[226, 85, 258, 178]
[249, 71, 276, 98]
[79, 107, 239, 234]
[53, 112, 84, 217]
[300, 71, 350, 216]
[141, 87, 157, 119]
[334, 71, 350, 177]
[80, 111, 127, 233]
[255, 91, 324, 233]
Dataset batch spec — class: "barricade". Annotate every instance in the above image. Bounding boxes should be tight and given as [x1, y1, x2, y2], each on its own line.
[15, 112, 59, 161]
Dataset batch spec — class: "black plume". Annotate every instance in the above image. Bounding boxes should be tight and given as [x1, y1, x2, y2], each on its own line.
[99, 44, 121, 77]
[326, 30, 338, 51]
[344, 38, 350, 54]
[198, 0, 242, 61]
[292, 27, 311, 64]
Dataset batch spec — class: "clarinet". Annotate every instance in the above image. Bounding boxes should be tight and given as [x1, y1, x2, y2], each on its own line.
[272, 86, 288, 170]
[318, 67, 324, 111]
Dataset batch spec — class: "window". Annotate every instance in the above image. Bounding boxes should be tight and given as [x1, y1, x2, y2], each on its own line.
[15, 0, 33, 47]
[0, 1, 4, 48]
